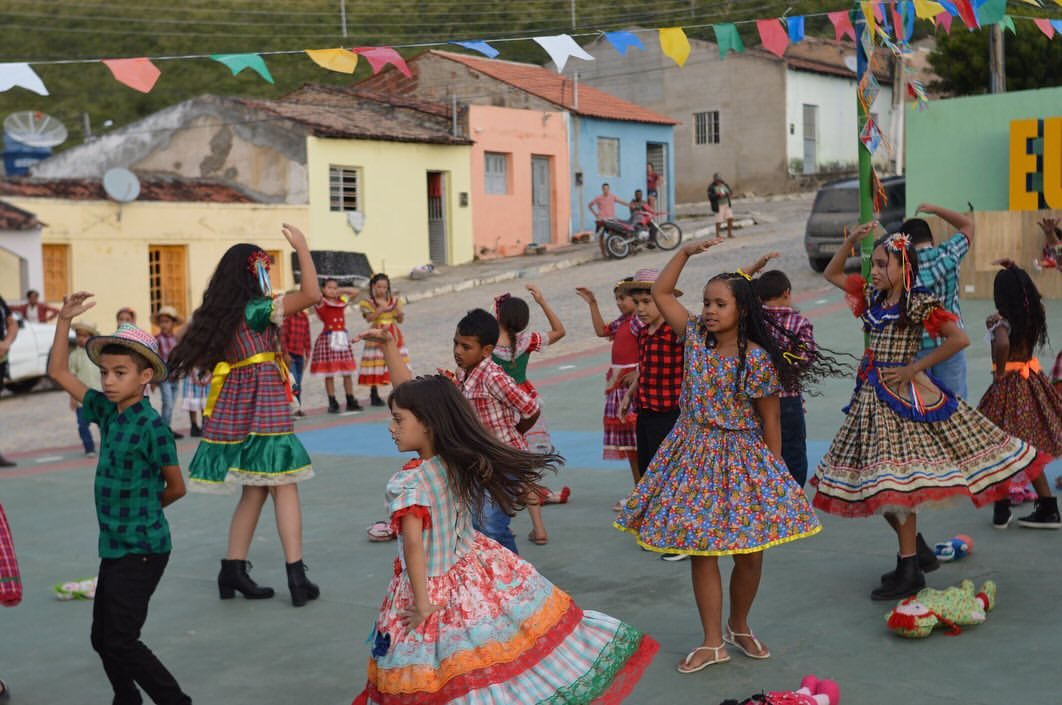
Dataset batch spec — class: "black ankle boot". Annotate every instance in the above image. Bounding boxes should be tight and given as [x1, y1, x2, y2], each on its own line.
[871, 555, 924, 601]
[1017, 496, 1062, 529]
[370, 387, 385, 407]
[346, 395, 362, 412]
[993, 499, 1013, 529]
[286, 560, 321, 607]
[327, 396, 340, 414]
[880, 533, 939, 583]
[218, 559, 275, 600]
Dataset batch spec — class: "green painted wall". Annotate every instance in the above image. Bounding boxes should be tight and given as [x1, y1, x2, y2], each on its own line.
[905, 86, 1062, 215]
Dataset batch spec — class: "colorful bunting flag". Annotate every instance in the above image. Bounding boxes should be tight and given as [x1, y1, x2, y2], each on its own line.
[0, 62, 47, 96]
[603, 31, 645, 56]
[828, 10, 857, 41]
[211, 54, 274, 84]
[1052, 19, 1062, 33]
[305, 48, 358, 74]
[353, 47, 413, 78]
[913, 0, 946, 20]
[861, 2, 878, 37]
[976, 0, 1007, 25]
[874, 2, 893, 34]
[533, 34, 594, 72]
[658, 27, 692, 66]
[712, 23, 745, 59]
[898, 1, 915, 41]
[860, 118, 884, 154]
[999, 15, 1016, 33]
[449, 40, 500, 59]
[907, 79, 929, 110]
[103, 58, 161, 93]
[859, 70, 881, 112]
[937, 0, 960, 15]
[953, 0, 980, 29]
[1033, 17, 1055, 37]
[756, 19, 789, 57]
[787, 16, 806, 43]
[936, 11, 954, 31]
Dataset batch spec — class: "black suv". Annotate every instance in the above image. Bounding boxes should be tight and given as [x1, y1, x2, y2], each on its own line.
[803, 176, 906, 272]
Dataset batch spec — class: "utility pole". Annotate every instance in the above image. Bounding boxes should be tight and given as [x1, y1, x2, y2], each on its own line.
[570, 0, 576, 30]
[340, 0, 348, 38]
[988, 24, 1006, 93]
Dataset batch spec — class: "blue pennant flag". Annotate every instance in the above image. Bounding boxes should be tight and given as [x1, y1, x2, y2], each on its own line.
[787, 16, 806, 42]
[937, 0, 960, 16]
[603, 31, 646, 56]
[449, 40, 500, 59]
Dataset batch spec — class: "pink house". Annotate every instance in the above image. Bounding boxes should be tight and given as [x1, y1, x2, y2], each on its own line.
[468, 105, 571, 259]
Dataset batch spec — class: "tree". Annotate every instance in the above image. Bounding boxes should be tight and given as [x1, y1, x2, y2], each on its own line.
[928, 24, 1062, 96]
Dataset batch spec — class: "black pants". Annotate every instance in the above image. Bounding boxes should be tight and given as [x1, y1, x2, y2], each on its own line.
[635, 408, 681, 478]
[779, 396, 808, 486]
[92, 553, 191, 705]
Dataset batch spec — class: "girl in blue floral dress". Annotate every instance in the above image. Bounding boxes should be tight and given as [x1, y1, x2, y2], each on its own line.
[616, 239, 828, 676]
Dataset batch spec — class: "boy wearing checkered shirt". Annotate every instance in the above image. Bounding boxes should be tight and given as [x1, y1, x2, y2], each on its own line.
[49, 292, 192, 705]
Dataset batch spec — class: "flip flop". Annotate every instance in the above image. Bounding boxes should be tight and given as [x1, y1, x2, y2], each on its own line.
[527, 531, 549, 546]
[367, 521, 396, 542]
[723, 623, 770, 659]
[540, 486, 571, 505]
[676, 644, 730, 674]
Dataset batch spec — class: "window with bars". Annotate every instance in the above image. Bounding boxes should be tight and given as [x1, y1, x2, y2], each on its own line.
[693, 111, 720, 145]
[329, 166, 361, 212]
[484, 152, 509, 195]
[596, 137, 620, 177]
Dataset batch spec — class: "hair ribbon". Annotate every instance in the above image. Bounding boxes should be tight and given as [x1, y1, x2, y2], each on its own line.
[493, 292, 511, 318]
[247, 251, 273, 296]
[885, 233, 913, 292]
[735, 269, 752, 282]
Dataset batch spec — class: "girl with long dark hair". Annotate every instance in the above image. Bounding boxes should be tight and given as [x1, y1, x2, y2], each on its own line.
[977, 261, 1062, 528]
[357, 273, 408, 407]
[168, 225, 324, 606]
[350, 360, 658, 704]
[814, 224, 1041, 602]
[615, 239, 823, 675]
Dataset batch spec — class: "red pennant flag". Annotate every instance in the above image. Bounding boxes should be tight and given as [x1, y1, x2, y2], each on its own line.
[954, 0, 979, 29]
[828, 10, 856, 41]
[891, 5, 905, 39]
[935, 11, 953, 32]
[1033, 18, 1056, 38]
[756, 19, 789, 57]
[102, 58, 161, 93]
[353, 47, 412, 78]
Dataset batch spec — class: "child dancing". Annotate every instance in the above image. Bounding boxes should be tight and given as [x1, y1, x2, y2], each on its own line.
[814, 223, 1040, 601]
[311, 278, 362, 413]
[977, 262, 1062, 528]
[169, 226, 324, 607]
[616, 240, 824, 674]
[358, 273, 409, 407]
[351, 369, 658, 705]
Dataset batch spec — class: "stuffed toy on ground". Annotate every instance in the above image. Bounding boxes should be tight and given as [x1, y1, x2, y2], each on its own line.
[719, 675, 840, 704]
[885, 579, 996, 638]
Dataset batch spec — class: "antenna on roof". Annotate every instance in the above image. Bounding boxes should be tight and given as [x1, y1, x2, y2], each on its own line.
[102, 167, 140, 222]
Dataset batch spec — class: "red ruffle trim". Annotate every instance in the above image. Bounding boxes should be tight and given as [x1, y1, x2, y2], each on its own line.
[844, 273, 868, 317]
[591, 634, 660, 705]
[389, 505, 432, 535]
[603, 414, 638, 429]
[310, 360, 357, 374]
[603, 448, 637, 461]
[355, 599, 584, 705]
[922, 308, 959, 339]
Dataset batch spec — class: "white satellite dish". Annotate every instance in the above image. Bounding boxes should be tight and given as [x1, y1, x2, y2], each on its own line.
[3, 111, 68, 148]
[843, 54, 859, 74]
[103, 168, 141, 203]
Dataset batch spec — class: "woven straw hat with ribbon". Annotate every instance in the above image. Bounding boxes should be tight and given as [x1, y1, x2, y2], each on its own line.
[614, 267, 683, 297]
[86, 323, 168, 383]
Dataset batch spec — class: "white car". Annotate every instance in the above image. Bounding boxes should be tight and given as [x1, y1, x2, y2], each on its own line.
[4, 314, 70, 394]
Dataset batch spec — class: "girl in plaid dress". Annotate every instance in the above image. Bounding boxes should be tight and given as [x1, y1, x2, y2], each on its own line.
[353, 374, 658, 705]
[311, 278, 362, 413]
[358, 273, 409, 407]
[180, 369, 209, 437]
[169, 226, 325, 607]
[814, 224, 1041, 602]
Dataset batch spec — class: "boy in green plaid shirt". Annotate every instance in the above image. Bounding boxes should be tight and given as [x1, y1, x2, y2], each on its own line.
[49, 292, 192, 705]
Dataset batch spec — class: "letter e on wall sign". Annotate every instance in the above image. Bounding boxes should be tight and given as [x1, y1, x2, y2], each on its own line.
[1010, 117, 1062, 211]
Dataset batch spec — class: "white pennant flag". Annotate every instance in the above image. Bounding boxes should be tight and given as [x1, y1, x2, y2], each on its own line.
[0, 63, 48, 96]
[534, 34, 594, 73]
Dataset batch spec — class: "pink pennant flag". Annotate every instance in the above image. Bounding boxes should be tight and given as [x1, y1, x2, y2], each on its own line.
[828, 10, 856, 41]
[890, 5, 905, 40]
[756, 19, 789, 57]
[353, 47, 412, 78]
[872, 2, 885, 21]
[1033, 18, 1056, 38]
[102, 58, 161, 93]
[935, 11, 953, 32]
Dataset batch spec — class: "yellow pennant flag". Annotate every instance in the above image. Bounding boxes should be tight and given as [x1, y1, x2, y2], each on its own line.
[658, 27, 691, 67]
[306, 48, 359, 74]
[860, 2, 878, 36]
[913, 0, 947, 19]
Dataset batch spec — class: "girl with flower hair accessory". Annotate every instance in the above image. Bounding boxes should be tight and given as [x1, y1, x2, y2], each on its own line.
[169, 225, 324, 607]
[814, 223, 1043, 601]
[358, 273, 409, 407]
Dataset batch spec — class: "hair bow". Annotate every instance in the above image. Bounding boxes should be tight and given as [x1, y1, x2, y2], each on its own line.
[493, 292, 511, 318]
[247, 251, 273, 295]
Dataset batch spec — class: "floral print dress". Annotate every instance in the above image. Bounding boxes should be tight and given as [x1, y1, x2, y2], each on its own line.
[615, 318, 820, 555]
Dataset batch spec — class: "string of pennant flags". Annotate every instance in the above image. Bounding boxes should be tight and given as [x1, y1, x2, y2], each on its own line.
[0, 0, 1058, 98]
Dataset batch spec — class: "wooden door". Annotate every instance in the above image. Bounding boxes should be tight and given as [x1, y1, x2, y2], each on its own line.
[531, 156, 552, 245]
[148, 245, 188, 321]
[42, 244, 70, 303]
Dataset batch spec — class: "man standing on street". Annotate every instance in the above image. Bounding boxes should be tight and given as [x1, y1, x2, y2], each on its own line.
[708, 173, 734, 239]
[588, 183, 630, 222]
[0, 294, 17, 467]
[13, 289, 58, 323]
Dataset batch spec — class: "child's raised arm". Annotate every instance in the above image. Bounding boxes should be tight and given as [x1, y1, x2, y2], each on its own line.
[356, 328, 411, 385]
[916, 203, 974, 242]
[653, 238, 725, 334]
[575, 288, 609, 337]
[47, 292, 96, 404]
[824, 222, 877, 290]
[280, 224, 323, 316]
[741, 251, 780, 278]
[525, 284, 565, 345]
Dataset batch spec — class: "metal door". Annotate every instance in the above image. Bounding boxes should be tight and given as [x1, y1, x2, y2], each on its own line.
[646, 143, 668, 213]
[531, 156, 552, 245]
[802, 104, 818, 175]
[427, 172, 448, 265]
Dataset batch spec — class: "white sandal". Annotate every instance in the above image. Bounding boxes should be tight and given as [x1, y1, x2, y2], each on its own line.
[676, 643, 730, 674]
[723, 622, 770, 659]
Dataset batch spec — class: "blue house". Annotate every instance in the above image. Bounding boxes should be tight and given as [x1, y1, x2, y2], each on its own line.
[359, 49, 678, 236]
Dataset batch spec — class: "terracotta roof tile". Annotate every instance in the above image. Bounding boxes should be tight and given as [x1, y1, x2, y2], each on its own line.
[0, 177, 257, 203]
[0, 199, 41, 230]
[427, 50, 678, 125]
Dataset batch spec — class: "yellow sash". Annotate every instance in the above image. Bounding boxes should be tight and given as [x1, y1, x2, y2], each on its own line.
[203, 352, 276, 418]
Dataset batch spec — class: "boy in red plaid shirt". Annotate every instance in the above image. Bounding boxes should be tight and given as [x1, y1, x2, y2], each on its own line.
[282, 308, 312, 414]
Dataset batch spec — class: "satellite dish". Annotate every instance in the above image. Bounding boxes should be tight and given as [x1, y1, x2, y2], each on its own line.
[3, 111, 68, 148]
[103, 168, 140, 203]
[843, 54, 858, 73]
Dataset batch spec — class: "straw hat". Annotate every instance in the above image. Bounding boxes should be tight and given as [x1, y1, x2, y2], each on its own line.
[71, 320, 99, 336]
[614, 268, 683, 297]
[86, 324, 168, 383]
[151, 305, 183, 325]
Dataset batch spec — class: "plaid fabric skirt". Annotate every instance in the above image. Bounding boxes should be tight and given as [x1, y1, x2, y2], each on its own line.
[977, 367, 1062, 459]
[1053, 351, 1062, 385]
[359, 324, 409, 386]
[181, 374, 209, 412]
[603, 365, 637, 460]
[310, 331, 356, 376]
[0, 504, 21, 607]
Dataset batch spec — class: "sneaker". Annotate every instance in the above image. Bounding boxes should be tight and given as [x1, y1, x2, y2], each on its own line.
[294, 409, 306, 418]
[1017, 497, 1062, 529]
[327, 398, 340, 414]
[189, 424, 202, 438]
[661, 553, 689, 562]
[170, 428, 184, 439]
[85, 450, 97, 458]
[992, 500, 1012, 529]
[346, 398, 363, 412]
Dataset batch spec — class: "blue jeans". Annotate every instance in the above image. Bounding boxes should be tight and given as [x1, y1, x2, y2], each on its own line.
[290, 354, 305, 401]
[473, 499, 518, 554]
[916, 347, 967, 399]
[779, 396, 807, 486]
[157, 379, 179, 427]
[76, 405, 95, 453]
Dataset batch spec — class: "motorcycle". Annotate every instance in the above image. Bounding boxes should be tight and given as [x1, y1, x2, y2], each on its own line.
[596, 208, 682, 260]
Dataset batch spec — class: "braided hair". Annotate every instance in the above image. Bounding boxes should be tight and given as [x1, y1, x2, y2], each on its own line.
[993, 265, 1048, 354]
